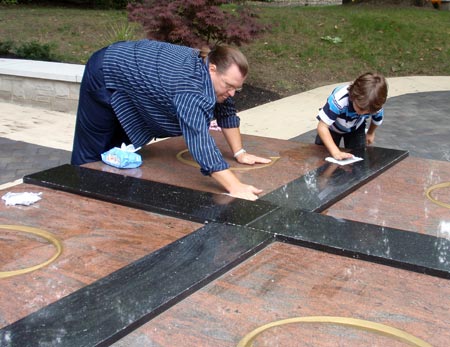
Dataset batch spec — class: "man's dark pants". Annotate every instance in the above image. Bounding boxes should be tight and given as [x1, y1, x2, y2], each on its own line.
[71, 47, 130, 165]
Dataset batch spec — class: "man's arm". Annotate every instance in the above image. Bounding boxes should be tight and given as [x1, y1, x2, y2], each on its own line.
[221, 127, 271, 165]
[176, 95, 268, 200]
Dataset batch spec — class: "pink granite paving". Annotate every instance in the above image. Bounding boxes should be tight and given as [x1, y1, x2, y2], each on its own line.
[114, 242, 449, 347]
[84, 133, 329, 195]
[0, 184, 202, 328]
[323, 157, 450, 238]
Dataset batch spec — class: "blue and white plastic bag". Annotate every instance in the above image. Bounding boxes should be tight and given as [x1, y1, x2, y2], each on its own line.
[101, 143, 142, 169]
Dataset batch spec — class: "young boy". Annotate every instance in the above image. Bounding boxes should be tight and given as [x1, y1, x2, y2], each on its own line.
[315, 72, 388, 160]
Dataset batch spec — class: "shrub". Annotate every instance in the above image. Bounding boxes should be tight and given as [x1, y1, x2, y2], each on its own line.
[127, 0, 270, 48]
[0, 40, 15, 55]
[14, 41, 55, 61]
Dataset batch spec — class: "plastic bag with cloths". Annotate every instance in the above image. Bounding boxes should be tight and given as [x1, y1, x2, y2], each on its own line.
[101, 143, 142, 169]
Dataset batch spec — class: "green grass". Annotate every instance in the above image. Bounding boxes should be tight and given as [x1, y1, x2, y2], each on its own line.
[1, 3, 449, 96]
[240, 4, 450, 94]
[0, 6, 142, 63]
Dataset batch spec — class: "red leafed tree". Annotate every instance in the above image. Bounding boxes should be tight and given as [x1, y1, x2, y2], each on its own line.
[127, 0, 269, 48]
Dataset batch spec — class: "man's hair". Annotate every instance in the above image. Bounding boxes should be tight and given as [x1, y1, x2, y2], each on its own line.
[200, 45, 248, 77]
[348, 72, 388, 113]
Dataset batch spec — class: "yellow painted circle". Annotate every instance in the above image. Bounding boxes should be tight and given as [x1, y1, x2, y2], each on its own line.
[237, 316, 431, 347]
[425, 182, 450, 209]
[176, 149, 280, 171]
[0, 225, 63, 279]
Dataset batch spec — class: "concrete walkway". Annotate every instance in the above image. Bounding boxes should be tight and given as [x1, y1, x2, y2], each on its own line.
[239, 76, 450, 139]
[1, 75, 449, 190]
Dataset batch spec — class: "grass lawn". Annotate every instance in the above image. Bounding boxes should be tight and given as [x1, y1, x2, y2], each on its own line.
[0, 2, 449, 97]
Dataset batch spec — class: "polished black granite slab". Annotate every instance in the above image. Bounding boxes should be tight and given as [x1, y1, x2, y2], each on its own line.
[0, 223, 272, 347]
[23, 164, 279, 226]
[261, 146, 408, 211]
[249, 209, 450, 279]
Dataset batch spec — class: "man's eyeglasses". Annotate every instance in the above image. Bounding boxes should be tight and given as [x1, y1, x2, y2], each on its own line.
[221, 76, 243, 93]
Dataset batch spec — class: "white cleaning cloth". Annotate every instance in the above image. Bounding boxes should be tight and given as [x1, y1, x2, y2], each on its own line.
[325, 156, 363, 166]
[2, 192, 42, 206]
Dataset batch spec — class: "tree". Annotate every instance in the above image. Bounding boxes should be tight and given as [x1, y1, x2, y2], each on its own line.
[127, 0, 269, 48]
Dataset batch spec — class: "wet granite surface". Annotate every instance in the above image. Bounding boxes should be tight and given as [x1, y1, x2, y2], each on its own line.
[324, 156, 450, 237]
[0, 184, 202, 329]
[261, 146, 408, 211]
[22, 164, 279, 226]
[0, 221, 271, 347]
[250, 208, 450, 279]
[113, 242, 450, 347]
[83, 133, 329, 196]
[1, 134, 449, 346]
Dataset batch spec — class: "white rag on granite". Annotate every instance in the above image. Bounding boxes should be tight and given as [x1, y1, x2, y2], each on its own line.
[2, 192, 42, 206]
[325, 156, 363, 166]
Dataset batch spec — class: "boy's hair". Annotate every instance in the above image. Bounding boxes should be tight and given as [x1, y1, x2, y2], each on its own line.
[348, 72, 388, 113]
[200, 45, 248, 78]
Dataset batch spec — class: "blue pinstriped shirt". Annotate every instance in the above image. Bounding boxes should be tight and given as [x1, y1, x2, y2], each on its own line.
[102, 40, 240, 175]
[317, 85, 384, 134]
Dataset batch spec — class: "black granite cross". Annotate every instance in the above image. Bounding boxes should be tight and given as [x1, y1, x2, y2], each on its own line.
[2, 145, 448, 346]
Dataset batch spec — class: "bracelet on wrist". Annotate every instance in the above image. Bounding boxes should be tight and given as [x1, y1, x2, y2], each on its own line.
[233, 148, 246, 158]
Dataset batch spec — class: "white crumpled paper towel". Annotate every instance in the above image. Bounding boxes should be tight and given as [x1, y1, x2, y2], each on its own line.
[2, 192, 42, 206]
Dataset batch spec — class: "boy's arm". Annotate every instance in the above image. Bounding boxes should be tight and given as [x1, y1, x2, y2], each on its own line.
[366, 121, 378, 145]
[317, 120, 353, 160]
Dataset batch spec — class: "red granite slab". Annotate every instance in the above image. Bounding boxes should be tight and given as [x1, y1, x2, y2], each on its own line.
[0, 184, 202, 328]
[323, 157, 450, 238]
[83, 133, 328, 195]
[114, 242, 450, 347]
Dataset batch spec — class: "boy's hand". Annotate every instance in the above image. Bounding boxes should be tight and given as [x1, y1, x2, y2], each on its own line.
[331, 150, 354, 161]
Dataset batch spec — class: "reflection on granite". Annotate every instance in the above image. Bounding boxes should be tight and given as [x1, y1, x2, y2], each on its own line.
[113, 242, 450, 347]
[250, 208, 450, 279]
[0, 223, 272, 347]
[83, 133, 329, 196]
[261, 146, 408, 211]
[23, 164, 279, 226]
[323, 157, 450, 237]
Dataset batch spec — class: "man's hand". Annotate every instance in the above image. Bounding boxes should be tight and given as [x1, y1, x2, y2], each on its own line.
[235, 152, 272, 165]
[221, 127, 271, 166]
[228, 183, 263, 201]
[211, 169, 264, 201]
